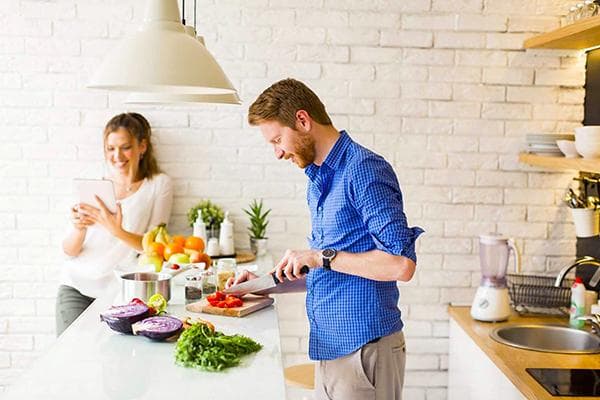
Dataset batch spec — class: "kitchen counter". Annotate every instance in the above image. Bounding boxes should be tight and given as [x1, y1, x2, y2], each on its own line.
[3, 254, 286, 400]
[449, 306, 600, 400]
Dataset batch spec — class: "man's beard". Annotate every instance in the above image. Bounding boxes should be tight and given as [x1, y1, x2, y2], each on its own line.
[292, 133, 316, 168]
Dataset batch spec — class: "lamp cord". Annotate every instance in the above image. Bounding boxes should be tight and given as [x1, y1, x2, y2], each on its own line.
[182, 0, 186, 24]
[193, 0, 197, 32]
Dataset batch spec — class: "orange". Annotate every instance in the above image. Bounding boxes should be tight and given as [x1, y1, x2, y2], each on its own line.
[163, 243, 185, 261]
[197, 253, 212, 270]
[148, 242, 165, 258]
[184, 236, 205, 253]
[171, 235, 186, 247]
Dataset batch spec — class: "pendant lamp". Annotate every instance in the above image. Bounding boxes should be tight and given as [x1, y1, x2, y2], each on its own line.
[125, 28, 241, 105]
[87, 0, 236, 95]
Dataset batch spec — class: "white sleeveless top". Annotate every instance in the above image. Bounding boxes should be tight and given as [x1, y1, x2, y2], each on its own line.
[60, 173, 173, 298]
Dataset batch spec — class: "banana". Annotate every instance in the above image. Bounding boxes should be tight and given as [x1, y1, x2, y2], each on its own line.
[154, 224, 170, 246]
[142, 225, 160, 253]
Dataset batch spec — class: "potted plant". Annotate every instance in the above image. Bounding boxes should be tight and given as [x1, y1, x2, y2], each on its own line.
[243, 199, 271, 256]
[187, 200, 225, 239]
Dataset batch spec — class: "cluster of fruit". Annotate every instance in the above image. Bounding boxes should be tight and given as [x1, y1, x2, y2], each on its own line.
[139, 223, 211, 272]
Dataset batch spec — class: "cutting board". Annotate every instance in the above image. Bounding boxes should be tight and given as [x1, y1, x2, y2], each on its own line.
[185, 295, 274, 317]
[210, 250, 257, 265]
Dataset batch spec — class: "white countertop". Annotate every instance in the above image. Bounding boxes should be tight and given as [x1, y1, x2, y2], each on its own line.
[3, 254, 286, 400]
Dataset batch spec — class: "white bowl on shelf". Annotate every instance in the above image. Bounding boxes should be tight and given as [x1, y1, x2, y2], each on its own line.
[575, 138, 600, 159]
[556, 140, 579, 158]
[575, 126, 600, 141]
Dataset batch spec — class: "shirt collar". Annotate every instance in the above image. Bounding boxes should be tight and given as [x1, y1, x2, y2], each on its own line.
[304, 130, 351, 181]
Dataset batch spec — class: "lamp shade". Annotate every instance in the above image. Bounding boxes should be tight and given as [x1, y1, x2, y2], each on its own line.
[87, 0, 236, 95]
[126, 92, 242, 105]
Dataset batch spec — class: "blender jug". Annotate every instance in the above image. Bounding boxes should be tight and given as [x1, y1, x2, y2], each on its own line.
[479, 234, 521, 286]
[471, 234, 521, 322]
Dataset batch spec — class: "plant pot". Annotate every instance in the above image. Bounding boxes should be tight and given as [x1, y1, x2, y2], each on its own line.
[250, 237, 268, 256]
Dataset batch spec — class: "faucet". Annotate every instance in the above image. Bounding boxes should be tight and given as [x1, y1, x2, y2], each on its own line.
[576, 314, 600, 336]
[554, 256, 600, 287]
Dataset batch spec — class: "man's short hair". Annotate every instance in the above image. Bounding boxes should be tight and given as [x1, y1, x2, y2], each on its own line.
[248, 78, 332, 128]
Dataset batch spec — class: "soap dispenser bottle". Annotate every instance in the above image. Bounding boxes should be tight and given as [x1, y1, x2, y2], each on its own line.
[193, 210, 207, 245]
[569, 277, 586, 329]
[219, 211, 235, 256]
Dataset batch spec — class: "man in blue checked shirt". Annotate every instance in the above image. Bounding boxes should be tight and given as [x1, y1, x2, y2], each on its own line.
[230, 78, 423, 400]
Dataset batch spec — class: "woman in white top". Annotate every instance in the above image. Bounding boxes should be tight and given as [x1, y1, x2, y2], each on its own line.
[57, 112, 173, 336]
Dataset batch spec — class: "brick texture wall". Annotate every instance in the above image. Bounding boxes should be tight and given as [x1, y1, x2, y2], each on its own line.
[0, 1, 583, 399]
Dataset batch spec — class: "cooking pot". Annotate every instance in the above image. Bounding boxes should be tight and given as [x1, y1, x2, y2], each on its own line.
[119, 264, 190, 302]
[120, 272, 174, 302]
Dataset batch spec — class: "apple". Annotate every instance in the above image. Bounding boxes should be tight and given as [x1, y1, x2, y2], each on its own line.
[168, 253, 190, 264]
[138, 254, 163, 272]
[184, 248, 201, 263]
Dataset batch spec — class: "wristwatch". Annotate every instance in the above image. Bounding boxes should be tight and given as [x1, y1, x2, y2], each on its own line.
[321, 248, 337, 270]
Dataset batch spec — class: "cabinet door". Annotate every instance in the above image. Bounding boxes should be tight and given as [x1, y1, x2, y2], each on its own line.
[449, 319, 526, 400]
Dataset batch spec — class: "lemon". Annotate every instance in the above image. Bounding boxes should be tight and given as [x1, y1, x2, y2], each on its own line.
[147, 293, 167, 314]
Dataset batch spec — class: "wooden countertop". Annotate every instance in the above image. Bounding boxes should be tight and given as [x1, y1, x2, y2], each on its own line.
[448, 306, 600, 400]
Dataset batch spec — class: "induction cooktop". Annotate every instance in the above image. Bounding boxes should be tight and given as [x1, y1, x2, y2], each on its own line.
[526, 368, 600, 397]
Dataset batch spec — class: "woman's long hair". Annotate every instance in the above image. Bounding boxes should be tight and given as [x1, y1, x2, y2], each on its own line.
[103, 112, 160, 180]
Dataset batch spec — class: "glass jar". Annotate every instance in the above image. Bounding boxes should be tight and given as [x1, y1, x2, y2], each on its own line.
[201, 270, 217, 296]
[566, 6, 578, 24]
[185, 272, 204, 304]
[584, 0, 598, 18]
[216, 258, 236, 291]
[574, 2, 585, 20]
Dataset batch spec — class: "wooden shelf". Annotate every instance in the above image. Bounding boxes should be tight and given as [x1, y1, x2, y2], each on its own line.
[524, 15, 600, 49]
[519, 152, 600, 173]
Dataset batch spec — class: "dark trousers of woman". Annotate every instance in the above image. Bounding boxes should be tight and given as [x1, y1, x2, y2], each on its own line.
[55, 285, 95, 337]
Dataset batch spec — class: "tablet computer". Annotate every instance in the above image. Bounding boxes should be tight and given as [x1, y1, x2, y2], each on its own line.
[73, 178, 118, 214]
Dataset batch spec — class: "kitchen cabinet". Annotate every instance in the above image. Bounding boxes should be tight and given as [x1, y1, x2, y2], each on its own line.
[524, 15, 600, 49]
[519, 152, 600, 174]
[449, 318, 525, 400]
[448, 306, 600, 400]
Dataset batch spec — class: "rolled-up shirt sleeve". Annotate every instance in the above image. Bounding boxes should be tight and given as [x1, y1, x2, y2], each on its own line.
[348, 156, 424, 262]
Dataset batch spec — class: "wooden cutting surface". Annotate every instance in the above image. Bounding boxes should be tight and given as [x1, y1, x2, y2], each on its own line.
[186, 295, 274, 317]
[449, 306, 600, 400]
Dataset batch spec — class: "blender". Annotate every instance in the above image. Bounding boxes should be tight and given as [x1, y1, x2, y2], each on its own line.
[471, 233, 521, 322]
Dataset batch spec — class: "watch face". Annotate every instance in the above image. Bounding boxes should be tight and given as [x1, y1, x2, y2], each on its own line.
[322, 248, 335, 258]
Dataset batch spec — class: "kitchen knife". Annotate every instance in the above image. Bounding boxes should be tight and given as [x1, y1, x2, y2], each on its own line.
[223, 265, 309, 296]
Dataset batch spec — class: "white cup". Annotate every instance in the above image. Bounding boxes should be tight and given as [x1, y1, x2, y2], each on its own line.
[571, 208, 600, 238]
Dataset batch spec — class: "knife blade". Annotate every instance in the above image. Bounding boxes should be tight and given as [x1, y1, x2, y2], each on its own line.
[222, 265, 309, 296]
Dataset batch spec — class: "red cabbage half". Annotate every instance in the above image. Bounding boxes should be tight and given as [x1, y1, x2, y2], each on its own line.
[100, 303, 150, 334]
[132, 316, 183, 341]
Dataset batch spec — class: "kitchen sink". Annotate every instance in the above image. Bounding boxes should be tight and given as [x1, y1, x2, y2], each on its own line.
[490, 324, 600, 354]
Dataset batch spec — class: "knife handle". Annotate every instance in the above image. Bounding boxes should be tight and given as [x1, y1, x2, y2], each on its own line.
[273, 265, 310, 284]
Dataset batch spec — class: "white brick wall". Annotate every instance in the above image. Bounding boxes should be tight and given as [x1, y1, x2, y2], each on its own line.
[0, 0, 583, 399]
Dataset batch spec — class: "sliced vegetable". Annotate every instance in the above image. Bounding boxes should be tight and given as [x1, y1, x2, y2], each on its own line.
[175, 322, 262, 371]
[100, 303, 150, 334]
[147, 293, 168, 314]
[207, 291, 243, 308]
[132, 316, 183, 341]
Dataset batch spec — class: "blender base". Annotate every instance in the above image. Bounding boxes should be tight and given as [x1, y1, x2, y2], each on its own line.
[470, 286, 511, 322]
